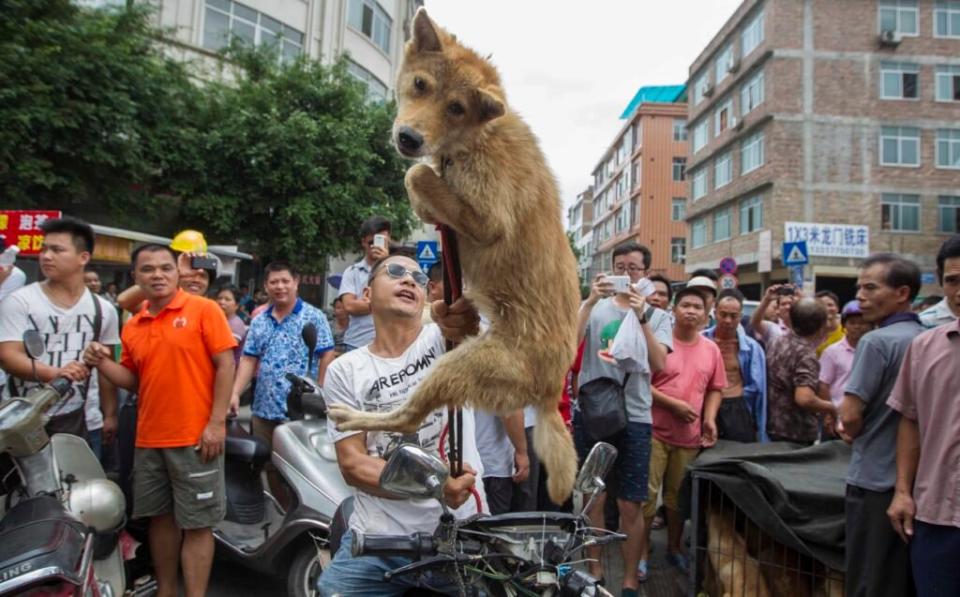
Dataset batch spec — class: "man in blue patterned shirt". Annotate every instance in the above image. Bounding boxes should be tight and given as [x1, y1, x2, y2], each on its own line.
[230, 261, 334, 498]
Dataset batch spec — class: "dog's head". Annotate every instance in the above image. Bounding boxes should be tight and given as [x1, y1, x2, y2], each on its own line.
[392, 8, 506, 160]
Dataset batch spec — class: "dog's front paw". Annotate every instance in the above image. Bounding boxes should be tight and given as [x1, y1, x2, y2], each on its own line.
[404, 162, 439, 193]
[326, 404, 361, 431]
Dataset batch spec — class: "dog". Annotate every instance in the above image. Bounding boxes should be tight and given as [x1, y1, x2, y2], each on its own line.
[326, 8, 580, 505]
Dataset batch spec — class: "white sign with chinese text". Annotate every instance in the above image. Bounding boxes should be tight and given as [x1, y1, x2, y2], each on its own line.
[784, 222, 869, 258]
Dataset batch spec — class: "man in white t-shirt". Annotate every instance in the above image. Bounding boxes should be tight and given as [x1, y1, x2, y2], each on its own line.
[319, 254, 488, 596]
[0, 217, 120, 450]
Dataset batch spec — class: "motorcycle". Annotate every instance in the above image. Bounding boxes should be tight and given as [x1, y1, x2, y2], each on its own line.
[214, 323, 351, 596]
[0, 331, 134, 596]
[338, 441, 623, 596]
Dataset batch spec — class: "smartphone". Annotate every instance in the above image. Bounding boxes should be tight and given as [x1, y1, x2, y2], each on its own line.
[633, 277, 656, 297]
[776, 285, 796, 296]
[191, 256, 218, 271]
[373, 234, 387, 249]
[606, 275, 631, 294]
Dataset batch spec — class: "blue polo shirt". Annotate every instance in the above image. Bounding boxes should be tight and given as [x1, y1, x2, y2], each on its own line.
[243, 298, 334, 421]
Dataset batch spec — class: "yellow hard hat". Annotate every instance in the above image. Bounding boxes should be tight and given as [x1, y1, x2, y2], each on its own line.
[170, 230, 207, 253]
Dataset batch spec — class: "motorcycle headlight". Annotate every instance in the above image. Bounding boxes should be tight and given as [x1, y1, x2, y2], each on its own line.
[67, 479, 126, 532]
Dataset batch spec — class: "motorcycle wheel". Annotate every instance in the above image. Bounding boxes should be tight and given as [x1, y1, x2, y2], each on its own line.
[287, 542, 324, 597]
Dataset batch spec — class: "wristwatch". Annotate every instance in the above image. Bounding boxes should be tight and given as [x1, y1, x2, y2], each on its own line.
[638, 312, 648, 325]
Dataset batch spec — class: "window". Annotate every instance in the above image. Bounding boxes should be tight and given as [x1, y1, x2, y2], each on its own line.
[671, 238, 686, 264]
[672, 157, 687, 181]
[741, 10, 765, 56]
[632, 122, 642, 151]
[880, 62, 919, 99]
[672, 198, 687, 221]
[348, 0, 392, 54]
[740, 69, 765, 115]
[692, 168, 709, 200]
[879, 0, 918, 35]
[741, 132, 765, 174]
[203, 0, 304, 61]
[347, 60, 388, 102]
[692, 71, 707, 105]
[692, 218, 707, 249]
[939, 196, 960, 232]
[631, 199, 640, 224]
[715, 151, 733, 188]
[935, 1, 960, 37]
[615, 207, 629, 233]
[714, 97, 733, 136]
[935, 65, 960, 101]
[631, 161, 641, 189]
[713, 208, 732, 241]
[692, 119, 709, 153]
[937, 129, 960, 168]
[881, 193, 920, 231]
[880, 126, 920, 166]
[740, 195, 764, 234]
[715, 44, 734, 85]
[673, 119, 688, 141]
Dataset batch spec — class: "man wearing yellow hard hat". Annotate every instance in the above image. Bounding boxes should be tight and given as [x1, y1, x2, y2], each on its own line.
[118, 230, 220, 312]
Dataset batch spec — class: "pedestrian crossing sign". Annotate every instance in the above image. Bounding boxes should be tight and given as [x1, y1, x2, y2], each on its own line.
[782, 241, 809, 266]
[417, 240, 439, 273]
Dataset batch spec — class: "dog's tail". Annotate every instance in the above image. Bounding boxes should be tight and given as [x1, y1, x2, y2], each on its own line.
[534, 405, 577, 505]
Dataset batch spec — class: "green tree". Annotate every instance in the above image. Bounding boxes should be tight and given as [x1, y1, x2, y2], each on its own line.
[171, 46, 413, 271]
[0, 0, 201, 227]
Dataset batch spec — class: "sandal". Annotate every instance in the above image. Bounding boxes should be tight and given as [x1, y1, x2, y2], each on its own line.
[637, 559, 649, 583]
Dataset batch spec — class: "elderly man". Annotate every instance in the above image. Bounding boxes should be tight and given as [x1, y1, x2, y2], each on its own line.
[703, 288, 768, 442]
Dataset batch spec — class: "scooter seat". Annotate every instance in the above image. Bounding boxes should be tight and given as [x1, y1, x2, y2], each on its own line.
[0, 496, 86, 589]
[225, 420, 270, 467]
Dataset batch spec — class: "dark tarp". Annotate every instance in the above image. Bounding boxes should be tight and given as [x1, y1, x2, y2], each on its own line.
[681, 439, 850, 571]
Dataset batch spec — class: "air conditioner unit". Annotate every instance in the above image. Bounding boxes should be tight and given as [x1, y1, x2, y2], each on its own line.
[735, 117, 745, 131]
[702, 81, 715, 97]
[727, 54, 741, 73]
[878, 29, 902, 47]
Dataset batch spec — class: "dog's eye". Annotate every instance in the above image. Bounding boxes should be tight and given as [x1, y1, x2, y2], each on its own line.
[447, 102, 465, 116]
[414, 77, 426, 92]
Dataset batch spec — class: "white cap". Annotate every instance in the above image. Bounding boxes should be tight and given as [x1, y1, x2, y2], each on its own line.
[687, 276, 718, 296]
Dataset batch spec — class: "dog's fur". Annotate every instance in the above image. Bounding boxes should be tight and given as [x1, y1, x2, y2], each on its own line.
[326, 8, 580, 504]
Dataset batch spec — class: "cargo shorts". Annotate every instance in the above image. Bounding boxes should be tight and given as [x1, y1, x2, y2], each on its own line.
[132, 446, 225, 529]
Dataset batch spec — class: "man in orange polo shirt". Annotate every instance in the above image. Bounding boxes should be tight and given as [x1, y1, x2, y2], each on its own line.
[84, 243, 236, 597]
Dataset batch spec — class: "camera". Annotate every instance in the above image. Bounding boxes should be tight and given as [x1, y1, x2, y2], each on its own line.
[776, 285, 796, 296]
[191, 256, 218, 271]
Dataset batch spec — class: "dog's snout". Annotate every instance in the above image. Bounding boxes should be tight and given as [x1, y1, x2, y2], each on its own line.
[397, 127, 424, 153]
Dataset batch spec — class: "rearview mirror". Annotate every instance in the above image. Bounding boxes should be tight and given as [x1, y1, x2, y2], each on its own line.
[22, 330, 45, 361]
[302, 323, 317, 356]
[379, 444, 449, 501]
[575, 442, 618, 495]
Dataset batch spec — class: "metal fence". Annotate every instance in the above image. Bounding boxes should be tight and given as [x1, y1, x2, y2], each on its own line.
[688, 474, 845, 597]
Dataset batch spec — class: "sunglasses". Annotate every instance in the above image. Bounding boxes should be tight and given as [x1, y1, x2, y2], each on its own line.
[377, 263, 429, 287]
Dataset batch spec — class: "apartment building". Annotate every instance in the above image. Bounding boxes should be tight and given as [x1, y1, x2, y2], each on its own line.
[589, 86, 689, 282]
[684, 0, 960, 301]
[568, 187, 594, 284]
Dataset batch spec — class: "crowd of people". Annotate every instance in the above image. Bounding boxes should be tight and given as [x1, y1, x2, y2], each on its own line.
[0, 214, 958, 597]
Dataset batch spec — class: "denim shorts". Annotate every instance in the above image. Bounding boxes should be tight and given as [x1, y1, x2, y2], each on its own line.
[573, 411, 652, 504]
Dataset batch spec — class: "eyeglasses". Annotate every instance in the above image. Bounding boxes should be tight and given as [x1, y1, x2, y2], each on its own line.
[613, 265, 646, 274]
[377, 263, 429, 287]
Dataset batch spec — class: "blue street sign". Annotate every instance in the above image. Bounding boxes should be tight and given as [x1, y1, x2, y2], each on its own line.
[921, 272, 936, 285]
[782, 241, 810, 266]
[417, 240, 439, 273]
[790, 265, 804, 287]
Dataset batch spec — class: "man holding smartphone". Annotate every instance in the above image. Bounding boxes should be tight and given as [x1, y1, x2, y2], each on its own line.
[750, 283, 800, 347]
[338, 216, 391, 352]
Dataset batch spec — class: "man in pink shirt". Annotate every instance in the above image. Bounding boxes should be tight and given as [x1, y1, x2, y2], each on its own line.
[886, 317, 960, 596]
[639, 286, 726, 579]
[818, 301, 873, 436]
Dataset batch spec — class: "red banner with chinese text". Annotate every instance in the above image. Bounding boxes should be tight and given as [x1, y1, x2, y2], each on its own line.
[0, 210, 63, 255]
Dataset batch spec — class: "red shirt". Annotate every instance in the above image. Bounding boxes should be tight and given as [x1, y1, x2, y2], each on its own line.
[652, 335, 727, 448]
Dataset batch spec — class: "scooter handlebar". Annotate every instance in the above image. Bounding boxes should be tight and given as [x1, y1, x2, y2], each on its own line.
[352, 532, 437, 559]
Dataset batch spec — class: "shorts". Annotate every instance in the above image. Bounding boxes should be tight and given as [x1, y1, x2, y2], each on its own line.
[716, 396, 756, 442]
[573, 411, 652, 504]
[642, 437, 699, 518]
[133, 446, 225, 529]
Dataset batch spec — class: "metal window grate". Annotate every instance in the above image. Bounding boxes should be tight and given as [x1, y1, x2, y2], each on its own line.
[689, 475, 845, 597]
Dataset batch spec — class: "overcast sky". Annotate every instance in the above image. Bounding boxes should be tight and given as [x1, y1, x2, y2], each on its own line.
[425, 1, 743, 215]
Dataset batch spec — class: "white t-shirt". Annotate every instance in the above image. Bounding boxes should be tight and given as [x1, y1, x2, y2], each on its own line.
[324, 324, 487, 536]
[0, 283, 120, 424]
[474, 409, 515, 479]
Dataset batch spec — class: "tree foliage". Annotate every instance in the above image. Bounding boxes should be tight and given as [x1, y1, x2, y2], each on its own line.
[0, 0, 414, 270]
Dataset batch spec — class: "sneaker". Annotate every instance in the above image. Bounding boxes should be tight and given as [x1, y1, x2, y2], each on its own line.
[637, 559, 649, 583]
[666, 552, 690, 574]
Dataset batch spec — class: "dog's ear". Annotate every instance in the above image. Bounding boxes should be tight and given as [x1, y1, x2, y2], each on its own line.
[412, 8, 442, 53]
[476, 88, 505, 123]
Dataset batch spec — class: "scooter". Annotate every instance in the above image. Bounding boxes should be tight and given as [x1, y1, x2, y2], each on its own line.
[0, 331, 135, 596]
[214, 323, 351, 597]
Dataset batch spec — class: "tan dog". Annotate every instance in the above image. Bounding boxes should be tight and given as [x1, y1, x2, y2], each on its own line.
[326, 8, 580, 505]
